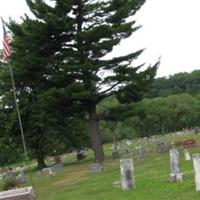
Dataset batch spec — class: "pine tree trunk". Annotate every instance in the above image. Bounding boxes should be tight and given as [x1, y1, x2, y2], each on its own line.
[161, 122, 165, 134]
[89, 105, 104, 162]
[36, 150, 46, 169]
[35, 128, 46, 169]
[110, 122, 118, 150]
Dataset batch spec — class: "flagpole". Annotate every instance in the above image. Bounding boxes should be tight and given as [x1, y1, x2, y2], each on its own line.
[8, 64, 35, 188]
[1, 17, 34, 188]
[8, 65, 27, 158]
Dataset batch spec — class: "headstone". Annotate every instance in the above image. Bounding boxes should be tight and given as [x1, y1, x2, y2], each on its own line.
[183, 139, 197, 148]
[52, 155, 64, 172]
[184, 149, 191, 161]
[16, 170, 26, 183]
[135, 146, 144, 159]
[119, 144, 129, 154]
[76, 150, 86, 161]
[194, 127, 200, 134]
[125, 140, 132, 146]
[54, 155, 62, 164]
[52, 163, 63, 173]
[157, 142, 169, 154]
[120, 159, 135, 191]
[112, 151, 120, 159]
[0, 186, 35, 200]
[169, 147, 183, 182]
[192, 154, 200, 191]
[41, 167, 54, 176]
[89, 163, 103, 173]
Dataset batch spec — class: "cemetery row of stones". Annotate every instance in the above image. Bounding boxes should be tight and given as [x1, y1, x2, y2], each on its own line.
[0, 142, 200, 200]
[0, 135, 199, 199]
[111, 136, 197, 159]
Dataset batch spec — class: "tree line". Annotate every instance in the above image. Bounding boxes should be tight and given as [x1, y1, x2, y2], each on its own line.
[145, 70, 200, 98]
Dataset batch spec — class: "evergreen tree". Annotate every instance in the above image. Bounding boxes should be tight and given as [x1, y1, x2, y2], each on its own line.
[7, 0, 158, 163]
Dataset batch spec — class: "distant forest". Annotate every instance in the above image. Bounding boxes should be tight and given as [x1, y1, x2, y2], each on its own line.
[101, 70, 200, 142]
[145, 70, 200, 98]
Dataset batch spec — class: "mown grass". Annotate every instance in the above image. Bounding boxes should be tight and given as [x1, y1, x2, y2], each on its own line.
[3, 133, 200, 199]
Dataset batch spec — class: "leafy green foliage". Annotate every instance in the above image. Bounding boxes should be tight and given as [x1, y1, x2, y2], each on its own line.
[1, 175, 19, 191]
[7, 0, 156, 162]
[0, 0, 157, 165]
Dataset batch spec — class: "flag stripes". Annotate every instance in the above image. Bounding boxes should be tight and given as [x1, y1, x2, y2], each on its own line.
[3, 35, 11, 61]
[1, 18, 11, 61]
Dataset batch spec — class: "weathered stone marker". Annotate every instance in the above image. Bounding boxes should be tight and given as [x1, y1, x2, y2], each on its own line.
[192, 154, 200, 191]
[157, 142, 168, 154]
[184, 149, 191, 161]
[169, 147, 183, 182]
[112, 151, 120, 159]
[0, 186, 35, 200]
[89, 163, 103, 173]
[135, 146, 144, 160]
[120, 159, 135, 191]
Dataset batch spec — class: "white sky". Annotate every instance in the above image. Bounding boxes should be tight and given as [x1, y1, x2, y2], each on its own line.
[1, 0, 200, 77]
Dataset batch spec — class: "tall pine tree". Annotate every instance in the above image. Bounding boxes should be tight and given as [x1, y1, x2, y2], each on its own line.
[8, 0, 158, 162]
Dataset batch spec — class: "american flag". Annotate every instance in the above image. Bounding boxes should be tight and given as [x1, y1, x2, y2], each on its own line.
[1, 18, 11, 62]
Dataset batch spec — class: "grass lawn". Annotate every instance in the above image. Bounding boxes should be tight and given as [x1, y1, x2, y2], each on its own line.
[3, 133, 200, 199]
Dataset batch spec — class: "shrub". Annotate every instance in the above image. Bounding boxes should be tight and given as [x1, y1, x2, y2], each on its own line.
[1, 175, 19, 191]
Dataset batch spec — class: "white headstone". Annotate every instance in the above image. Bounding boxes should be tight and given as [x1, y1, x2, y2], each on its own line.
[120, 159, 135, 191]
[169, 148, 183, 182]
[192, 154, 200, 191]
[41, 167, 54, 176]
[125, 140, 132, 146]
[184, 149, 191, 161]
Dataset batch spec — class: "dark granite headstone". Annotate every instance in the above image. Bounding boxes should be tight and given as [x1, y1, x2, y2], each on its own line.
[54, 155, 62, 164]
[112, 151, 120, 159]
[76, 151, 86, 161]
[157, 142, 169, 154]
[183, 139, 197, 148]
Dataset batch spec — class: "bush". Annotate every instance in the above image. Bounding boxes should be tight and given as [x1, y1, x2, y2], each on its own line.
[1, 175, 19, 191]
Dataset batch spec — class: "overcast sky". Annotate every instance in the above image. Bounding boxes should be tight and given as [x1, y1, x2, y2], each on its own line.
[1, 0, 200, 77]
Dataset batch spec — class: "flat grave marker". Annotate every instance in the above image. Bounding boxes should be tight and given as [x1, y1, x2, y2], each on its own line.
[89, 163, 103, 173]
[0, 186, 35, 200]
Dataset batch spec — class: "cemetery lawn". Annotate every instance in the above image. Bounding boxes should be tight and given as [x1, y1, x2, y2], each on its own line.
[3, 133, 200, 200]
